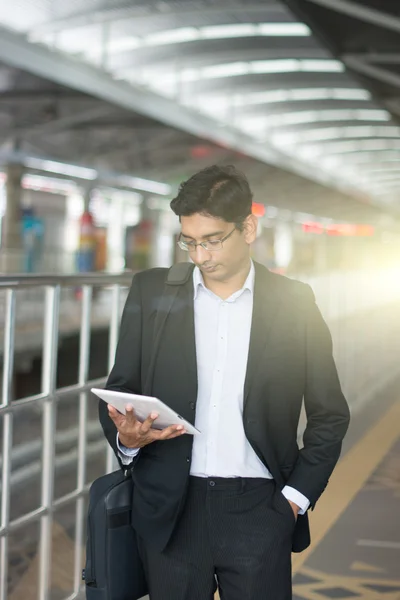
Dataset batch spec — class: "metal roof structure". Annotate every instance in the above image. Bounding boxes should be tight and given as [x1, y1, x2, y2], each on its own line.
[0, 0, 398, 221]
[283, 0, 400, 206]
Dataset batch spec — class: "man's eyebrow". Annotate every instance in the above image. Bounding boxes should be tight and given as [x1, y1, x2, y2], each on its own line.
[181, 230, 225, 240]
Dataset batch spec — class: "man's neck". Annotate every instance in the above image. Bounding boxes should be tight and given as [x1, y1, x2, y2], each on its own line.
[202, 260, 252, 300]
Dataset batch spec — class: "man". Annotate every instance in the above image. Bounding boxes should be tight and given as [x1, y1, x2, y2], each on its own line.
[99, 165, 350, 600]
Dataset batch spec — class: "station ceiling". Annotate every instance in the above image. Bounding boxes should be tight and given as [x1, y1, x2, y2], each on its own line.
[0, 0, 398, 224]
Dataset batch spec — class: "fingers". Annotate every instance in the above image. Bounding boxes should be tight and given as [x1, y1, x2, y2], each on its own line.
[157, 424, 187, 440]
[140, 412, 160, 434]
[108, 403, 187, 443]
[108, 404, 122, 425]
[124, 404, 137, 425]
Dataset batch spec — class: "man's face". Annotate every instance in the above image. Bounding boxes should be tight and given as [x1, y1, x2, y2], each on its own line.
[180, 213, 256, 281]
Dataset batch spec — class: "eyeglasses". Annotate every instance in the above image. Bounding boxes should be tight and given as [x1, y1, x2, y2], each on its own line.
[178, 227, 237, 252]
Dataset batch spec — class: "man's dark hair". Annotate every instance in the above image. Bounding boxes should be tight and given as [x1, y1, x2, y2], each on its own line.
[170, 165, 253, 226]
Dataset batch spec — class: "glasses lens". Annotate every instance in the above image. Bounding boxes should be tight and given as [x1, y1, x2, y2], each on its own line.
[178, 241, 189, 251]
[203, 240, 223, 251]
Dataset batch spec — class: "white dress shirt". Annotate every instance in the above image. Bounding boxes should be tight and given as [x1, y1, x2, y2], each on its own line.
[118, 261, 309, 513]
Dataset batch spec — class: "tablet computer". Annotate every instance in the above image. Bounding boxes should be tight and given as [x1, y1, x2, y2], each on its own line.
[92, 388, 200, 436]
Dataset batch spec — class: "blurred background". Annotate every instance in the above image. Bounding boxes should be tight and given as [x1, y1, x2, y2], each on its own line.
[1, 1, 400, 600]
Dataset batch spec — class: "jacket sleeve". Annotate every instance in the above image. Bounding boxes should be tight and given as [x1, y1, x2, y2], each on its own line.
[98, 274, 143, 465]
[285, 284, 350, 507]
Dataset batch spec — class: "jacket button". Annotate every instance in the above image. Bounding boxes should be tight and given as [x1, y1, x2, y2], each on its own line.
[186, 457, 190, 463]
[190, 402, 196, 410]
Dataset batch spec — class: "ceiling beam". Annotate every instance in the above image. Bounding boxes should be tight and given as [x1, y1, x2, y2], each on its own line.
[18, 106, 116, 136]
[343, 55, 400, 89]
[181, 72, 351, 95]
[0, 90, 85, 100]
[351, 54, 400, 64]
[0, 25, 363, 199]
[303, 0, 400, 35]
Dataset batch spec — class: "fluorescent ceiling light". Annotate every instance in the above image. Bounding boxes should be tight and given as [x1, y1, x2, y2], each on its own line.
[249, 59, 344, 75]
[332, 89, 371, 100]
[120, 59, 345, 82]
[131, 177, 171, 195]
[217, 88, 371, 107]
[369, 165, 400, 172]
[322, 151, 400, 164]
[300, 60, 344, 72]
[273, 126, 400, 145]
[202, 62, 249, 79]
[22, 174, 77, 194]
[25, 157, 98, 180]
[298, 146, 322, 159]
[297, 140, 400, 159]
[322, 139, 400, 154]
[23, 157, 170, 195]
[250, 59, 299, 74]
[258, 23, 310, 36]
[237, 90, 291, 104]
[107, 37, 141, 53]
[181, 68, 200, 82]
[201, 24, 257, 38]
[145, 27, 199, 46]
[105, 22, 311, 56]
[117, 175, 171, 195]
[357, 110, 391, 121]
[240, 109, 391, 130]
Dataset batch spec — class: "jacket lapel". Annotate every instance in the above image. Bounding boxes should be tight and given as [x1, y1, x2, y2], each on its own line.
[170, 277, 198, 407]
[243, 262, 283, 406]
[180, 280, 198, 385]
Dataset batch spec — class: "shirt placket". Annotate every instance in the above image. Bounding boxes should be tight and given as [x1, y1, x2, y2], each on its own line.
[205, 299, 229, 474]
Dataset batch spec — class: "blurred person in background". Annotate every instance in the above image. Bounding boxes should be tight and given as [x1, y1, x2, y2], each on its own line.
[99, 165, 350, 600]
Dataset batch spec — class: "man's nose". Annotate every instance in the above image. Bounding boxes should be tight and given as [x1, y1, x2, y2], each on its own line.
[193, 244, 211, 262]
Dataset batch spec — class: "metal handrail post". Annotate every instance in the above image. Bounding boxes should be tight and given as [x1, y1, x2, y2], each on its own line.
[0, 290, 16, 600]
[73, 285, 92, 595]
[38, 285, 60, 600]
[106, 284, 122, 474]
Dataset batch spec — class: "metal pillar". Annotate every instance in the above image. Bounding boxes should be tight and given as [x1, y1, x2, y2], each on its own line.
[0, 164, 24, 273]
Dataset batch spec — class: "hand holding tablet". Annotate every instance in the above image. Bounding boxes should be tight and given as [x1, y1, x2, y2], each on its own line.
[92, 388, 200, 450]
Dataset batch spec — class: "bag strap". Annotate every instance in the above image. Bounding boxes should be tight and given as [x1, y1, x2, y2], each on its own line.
[143, 262, 194, 395]
[165, 262, 195, 286]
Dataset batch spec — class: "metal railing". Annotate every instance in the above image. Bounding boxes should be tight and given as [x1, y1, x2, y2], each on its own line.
[0, 273, 133, 600]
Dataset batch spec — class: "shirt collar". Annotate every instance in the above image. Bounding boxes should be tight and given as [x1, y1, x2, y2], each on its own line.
[193, 260, 255, 300]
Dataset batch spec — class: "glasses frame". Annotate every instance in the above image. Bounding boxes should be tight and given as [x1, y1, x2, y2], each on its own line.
[177, 226, 237, 252]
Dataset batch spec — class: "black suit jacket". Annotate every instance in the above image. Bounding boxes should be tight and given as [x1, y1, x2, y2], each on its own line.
[99, 261, 350, 553]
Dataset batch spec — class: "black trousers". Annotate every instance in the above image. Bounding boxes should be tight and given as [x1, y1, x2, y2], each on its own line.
[138, 476, 296, 600]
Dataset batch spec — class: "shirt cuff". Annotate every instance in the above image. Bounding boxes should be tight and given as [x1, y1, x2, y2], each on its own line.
[116, 433, 140, 465]
[281, 486, 310, 515]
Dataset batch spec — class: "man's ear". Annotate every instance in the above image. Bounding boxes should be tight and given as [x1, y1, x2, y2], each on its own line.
[243, 214, 258, 243]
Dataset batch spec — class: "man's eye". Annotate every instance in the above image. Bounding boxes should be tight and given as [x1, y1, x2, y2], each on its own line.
[207, 240, 220, 246]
